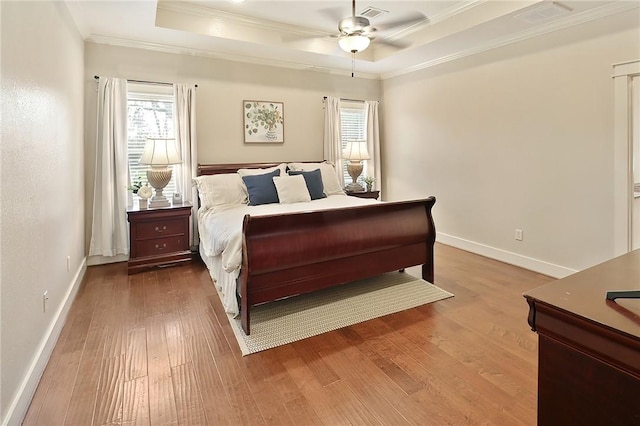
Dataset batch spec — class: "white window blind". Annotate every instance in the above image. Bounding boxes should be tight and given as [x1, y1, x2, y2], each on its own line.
[340, 103, 366, 185]
[127, 87, 176, 196]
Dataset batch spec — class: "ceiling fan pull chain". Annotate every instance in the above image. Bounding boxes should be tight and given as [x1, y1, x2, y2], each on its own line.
[352, 52, 355, 77]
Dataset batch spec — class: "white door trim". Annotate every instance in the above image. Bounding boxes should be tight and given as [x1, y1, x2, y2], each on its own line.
[613, 59, 640, 255]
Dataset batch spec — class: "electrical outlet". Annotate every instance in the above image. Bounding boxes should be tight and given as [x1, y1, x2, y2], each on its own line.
[43, 291, 49, 313]
[67, 256, 71, 272]
[515, 228, 524, 241]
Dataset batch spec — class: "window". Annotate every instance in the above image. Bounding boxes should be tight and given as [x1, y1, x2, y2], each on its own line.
[340, 102, 367, 184]
[127, 84, 176, 196]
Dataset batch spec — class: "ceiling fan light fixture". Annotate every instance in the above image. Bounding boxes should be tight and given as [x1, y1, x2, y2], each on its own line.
[339, 34, 370, 53]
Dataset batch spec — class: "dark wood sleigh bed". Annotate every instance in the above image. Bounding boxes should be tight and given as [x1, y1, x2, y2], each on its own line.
[198, 162, 437, 334]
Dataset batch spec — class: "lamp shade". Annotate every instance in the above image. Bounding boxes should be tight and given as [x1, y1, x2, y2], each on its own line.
[139, 138, 181, 166]
[338, 34, 370, 53]
[343, 140, 370, 161]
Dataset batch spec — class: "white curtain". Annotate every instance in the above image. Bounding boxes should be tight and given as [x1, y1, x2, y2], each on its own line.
[364, 100, 382, 198]
[173, 84, 198, 248]
[323, 96, 344, 187]
[89, 77, 129, 257]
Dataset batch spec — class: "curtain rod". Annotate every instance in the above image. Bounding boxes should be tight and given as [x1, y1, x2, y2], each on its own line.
[93, 75, 197, 88]
[323, 96, 365, 103]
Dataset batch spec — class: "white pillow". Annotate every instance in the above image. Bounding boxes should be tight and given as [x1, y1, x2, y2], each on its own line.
[192, 174, 247, 211]
[273, 175, 311, 204]
[287, 162, 344, 196]
[238, 163, 287, 177]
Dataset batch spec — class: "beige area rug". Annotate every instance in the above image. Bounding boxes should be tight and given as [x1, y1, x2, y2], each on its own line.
[221, 272, 454, 356]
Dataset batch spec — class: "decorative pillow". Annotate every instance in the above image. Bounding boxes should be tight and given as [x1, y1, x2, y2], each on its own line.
[237, 163, 287, 177]
[287, 162, 344, 196]
[288, 169, 326, 200]
[241, 169, 281, 206]
[192, 174, 247, 210]
[273, 175, 311, 204]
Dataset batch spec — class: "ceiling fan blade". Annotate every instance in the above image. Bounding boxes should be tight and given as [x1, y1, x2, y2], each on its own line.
[375, 12, 428, 32]
[362, 25, 377, 35]
[318, 7, 347, 23]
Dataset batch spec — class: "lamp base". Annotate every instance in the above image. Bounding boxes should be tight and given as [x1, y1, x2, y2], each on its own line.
[149, 195, 170, 208]
[344, 182, 365, 193]
[345, 161, 364, 193]
[146, 167, 173, 208]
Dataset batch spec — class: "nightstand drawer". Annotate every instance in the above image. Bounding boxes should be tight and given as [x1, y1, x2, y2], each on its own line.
[136, 219, 185, 238]
[135, 236, 187, 258]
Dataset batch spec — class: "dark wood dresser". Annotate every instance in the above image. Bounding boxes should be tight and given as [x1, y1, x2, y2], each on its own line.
[524, 250, 640, 425]
[127, 202, 192, 274]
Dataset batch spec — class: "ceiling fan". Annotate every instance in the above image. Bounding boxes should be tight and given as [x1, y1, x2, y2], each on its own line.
[334, 0, 427, 54]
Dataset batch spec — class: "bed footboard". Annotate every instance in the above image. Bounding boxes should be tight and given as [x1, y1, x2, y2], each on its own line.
[239, 197, 436, 334]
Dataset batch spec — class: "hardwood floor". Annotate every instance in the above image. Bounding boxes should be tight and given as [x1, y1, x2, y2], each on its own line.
[23, 244, 550, 425]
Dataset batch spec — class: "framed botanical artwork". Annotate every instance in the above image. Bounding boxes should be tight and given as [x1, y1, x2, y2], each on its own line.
[243, 100, 284, 143]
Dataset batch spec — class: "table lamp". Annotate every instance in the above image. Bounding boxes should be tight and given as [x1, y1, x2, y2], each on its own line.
[343, 140, 370, 193]
[139, 137, 181, 208]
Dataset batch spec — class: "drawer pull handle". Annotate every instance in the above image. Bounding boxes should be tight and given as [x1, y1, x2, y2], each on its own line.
[155, 225, 167, 233]
[155, 243, 167, 251]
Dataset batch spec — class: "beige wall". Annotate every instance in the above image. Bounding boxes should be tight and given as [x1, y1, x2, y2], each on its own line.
[382, 9, 640, 274]
[83, 43, 381, 255]
[85, 43, 379, 165]
[0, 1, 85, 423]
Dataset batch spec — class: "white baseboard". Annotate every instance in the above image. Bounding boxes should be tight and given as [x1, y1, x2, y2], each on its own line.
[86, 253, 128, 266]
[437, 233, 577, 279]
[2, 258, 87, 426]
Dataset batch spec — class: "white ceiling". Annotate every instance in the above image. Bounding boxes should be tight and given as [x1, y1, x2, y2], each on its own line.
[66, 0, 639, 79]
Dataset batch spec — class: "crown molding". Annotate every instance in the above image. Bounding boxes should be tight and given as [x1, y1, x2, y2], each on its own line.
[430, 0, 489, 25]
[86, 35, 381, 80]
[157, 1, 333, 40]
[382, 1, 640, 80]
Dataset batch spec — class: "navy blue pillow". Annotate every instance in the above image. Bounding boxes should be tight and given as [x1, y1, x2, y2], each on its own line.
[288, 169, 326, 200]
[242, 169, 281, 206]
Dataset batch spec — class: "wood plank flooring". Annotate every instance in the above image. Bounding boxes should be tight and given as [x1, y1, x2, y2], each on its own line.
[23, 244, 550, 425]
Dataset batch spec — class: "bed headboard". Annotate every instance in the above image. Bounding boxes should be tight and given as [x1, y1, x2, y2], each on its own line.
[197, 162, 323, 176]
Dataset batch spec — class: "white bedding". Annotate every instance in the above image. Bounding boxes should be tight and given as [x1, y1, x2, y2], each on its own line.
[198, 195, 378, 315]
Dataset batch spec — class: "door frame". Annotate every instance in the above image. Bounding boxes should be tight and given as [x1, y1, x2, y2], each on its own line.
[613, 59, 640, 255]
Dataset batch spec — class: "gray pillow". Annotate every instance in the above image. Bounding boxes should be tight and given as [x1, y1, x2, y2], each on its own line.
[242, 169, 281, 206]
[288, 169, 326, 200]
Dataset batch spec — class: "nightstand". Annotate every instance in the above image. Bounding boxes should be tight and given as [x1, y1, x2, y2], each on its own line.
[127, 202, 192, 274]
[346, 190, 380, 200]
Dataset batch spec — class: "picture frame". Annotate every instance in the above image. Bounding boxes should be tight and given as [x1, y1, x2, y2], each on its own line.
[243, 100, 284, 143]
